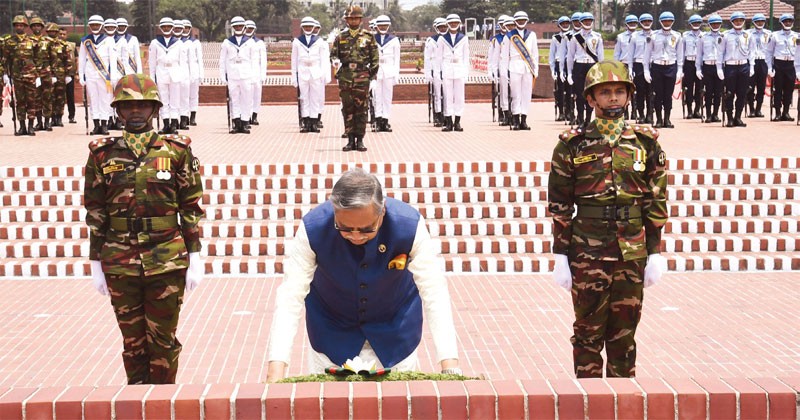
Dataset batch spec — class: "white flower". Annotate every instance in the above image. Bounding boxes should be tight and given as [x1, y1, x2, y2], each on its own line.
[342, 356, 376, 373]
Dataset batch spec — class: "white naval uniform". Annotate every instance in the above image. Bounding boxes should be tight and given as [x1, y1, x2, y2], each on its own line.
[251, 37, 267, 115]
[374, 33, 400, 120]
[187, 36, 204, 113]
[491, 32, 510, 111]
[78, 33, 118, 120]
[423, 34, 442, 113]
[112, 34, 127, 84]
[500, 28, 539, 115]
[177, 36, 191, 119]
[435, 31, 470, 117]
[148, 35, 188, 120]
[219, 35, 256, 121]
[291, 34, 326, 119]
[319, 37, 331, 118]
[118, 33, 142, 74]
[267, 217, 458, 373]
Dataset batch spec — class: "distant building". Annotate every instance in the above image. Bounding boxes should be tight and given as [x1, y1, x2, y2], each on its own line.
[299, 0, 388, 9]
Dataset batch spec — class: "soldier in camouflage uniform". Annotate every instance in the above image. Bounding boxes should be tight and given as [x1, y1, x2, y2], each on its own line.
[59, 29, 78, 124]
[29, 17, 57, 131]
[548, 60, 668, 378]
[46, 23, 71, 127]
[2, 15, 39, 136]
[331, 5, 379, 152]
[0, 36, 5, 128]
[84, 74, 205, 384]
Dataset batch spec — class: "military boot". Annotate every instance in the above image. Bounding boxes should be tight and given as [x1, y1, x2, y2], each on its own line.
[342, 134, 356, 152]
[27, 119, 36, 136]
[383, 119, 392, 132]
[171, 118, 180, 134]
[100, 119, 109, 135]
[189, 111, 197, 126]
[511, 114, 521, 130]
[433, 112, 443, 127]
[90, 119, 102, 135]
[519, 115, 531, 130]
[106, 118, 115, 131]
[746, 101, 756, 118]
[442, 116, 453, 132]
[15, 121, 28, 136]
[663, 110, 674, 128]
[250, 112, 259, 125]
[238, 118, 250, 134]
[180, 116, 189, 130]
[780, 111, 793, 121]
[300, 117, 310, 133]
[355, 136, 367, 152]
[725, 111, 735, 127]
[754, 101, 764, 117]
[159, 119, 170, 134]
[34, 116, 44, 131]
[453, 116, 463, 132]
[499, 110, 509, 126]
[309, 118, 320, 133]
[654, 110, 663, 128]
[55, 115, 64, 127]
[44, 116, 53, 131]
[734, 110, 747, 127]
[316, 114, 323, 128]
[230, 118, 240, 134]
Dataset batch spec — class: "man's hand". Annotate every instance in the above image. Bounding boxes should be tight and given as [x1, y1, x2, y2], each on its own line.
[696, 70, 703, 80]
[369, 80, 376, 91]
[566, 74, 574, 85]
[749, 67, 755, 77]
[552, 254, 572, 291]
[676, 69, 683, 83]
[768, 68, 775, 78]
[644, 254, 667, 287]
[90, 260, 108, 296]
[551, 69, 558, 80]
[717, 69, 725, 81]
[35, 77, 42, 87]
[644, 71, 652, 84]
[266, 361, 287, 383]
[2, 74, 9, 85]
[186, 252, 204, 291]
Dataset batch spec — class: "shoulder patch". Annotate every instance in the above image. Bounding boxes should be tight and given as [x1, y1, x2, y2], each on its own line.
[162, 134, 191, 147]
[559, 128, 582, 143]
[88, 137, 117, 152]
[632, 124, 659, 141]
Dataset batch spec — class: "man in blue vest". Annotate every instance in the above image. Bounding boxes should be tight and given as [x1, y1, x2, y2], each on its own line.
[266, 168, 461, 381]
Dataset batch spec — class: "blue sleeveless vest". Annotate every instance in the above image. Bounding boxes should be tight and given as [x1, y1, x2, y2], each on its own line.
[303, 197, 422, 367]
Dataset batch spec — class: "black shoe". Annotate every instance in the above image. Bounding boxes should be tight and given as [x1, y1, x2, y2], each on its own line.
[442, 116, 453, 132]
[27, 119, 36, 136]
[69, 116, 76, 124]
[238, 118, 250, 134]
[55, 115, 64, 127]
[90, 119, 102, 135]
[519, 115, 531, 130]
[316, 114, 323, 129]
[342, 135, 356, 152]
[180, 116, 189, 130]
[453, 116, 463, 132]
[691, 110, 703, 119]
[0, 120, 3, 128]
[734, 118, 747, 127]
[250, 112, 259, 125]
[159, 119, 171, 134]
[44, 117, 53, 131]
[434, 112, 443, 127]
[499, 111, 510, 126]
[230, 118, 240, 134]
[341, 132, 348, 138]
[189, 111, 197, 126]
[725, 116, 735, 127]
[34, 116, 44, 131]
[754, 110, 764, 118]
[15, 123, 27, 136]
[663, 119, 674, 128]
[355, 137, 367, 152]
[780, 112, 793, 121]
[511, 114, 521, 130]
[309, 118, 320, 133]
[383, 119, 392, 132]
[300, 117, 310, 133]
[100, 120, 109, 135]
[171, 119, 180, 134]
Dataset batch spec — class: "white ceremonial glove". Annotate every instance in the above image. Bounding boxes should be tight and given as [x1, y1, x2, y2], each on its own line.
[2, 74, 9, 85]
[79, 76, 86, 86]
[35, 77, 41, 87]
[291, 77, 298, 88]
[768, 68, 775, 78]
[628, 69, 635, 81]
[65, 76, 72, 84]
[332, 58, 341, 70]
[533, 70, 539, 79]
[643, 254, 667, 288]
[90, 260, 109, 296]
[717, 69, 725, 81]
[551, 69, 558, 80]
[185, 252, 204, 291]
[696, 70, 703, 80]
[51, 76, 57, 84]
[369, 79, 377, 91]
[560, 72, 566, 82]
[552, 254, 572, 291]
[644, 71, 652, 83]
[567, 74, 574, 85]
[749, 67, 755, 77]
[676, 69, 683, 82]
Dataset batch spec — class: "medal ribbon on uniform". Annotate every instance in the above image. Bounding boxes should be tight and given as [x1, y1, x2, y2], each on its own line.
[633, 147, 646, 172]
[84, 39, 113, 92]
[510, 33, 537, 75]
[155, 156, 172, 180]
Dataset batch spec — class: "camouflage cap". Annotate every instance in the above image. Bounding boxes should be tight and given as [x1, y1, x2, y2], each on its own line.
[12, 15, 28, 25]
[29, 16, 45, 26]
[583, 60, 635, 97]
[111, 74, 163, 107]
[345, 5, 363, 18]
[46, 22, 60, 32]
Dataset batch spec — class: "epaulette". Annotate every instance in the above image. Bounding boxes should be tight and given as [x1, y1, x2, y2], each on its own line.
[162, 134, 192, 147]
[631, 124, 659, 141]
[558, 127, 584, 143]
[88, 137, 118, 152]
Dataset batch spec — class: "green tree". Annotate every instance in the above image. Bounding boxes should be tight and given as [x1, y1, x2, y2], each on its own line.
[157, 0, 260, 41]
[405, 3, 442, 31]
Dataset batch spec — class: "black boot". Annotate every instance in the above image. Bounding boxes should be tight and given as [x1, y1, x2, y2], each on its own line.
[55, 115, 64, 127]
[316, 114, 323, 128]
[90, 119, 102, 135]
[499, 110, 510, 126]
[309, 118, 320, 133]
[159, 119, 171, 134]
[654, 110, 663, 128]
[100, 119, 109, 135]
[27, 119, 36, 136]
[189, 111, 197, 126]
[734, 110, 747, 127]
[68, 115, 76, 124]
[15, 120, 28, 136]
[519, 114, 531, 130]
[238, 117, 250, 134]
[341, 132, 348, 138]
[725, 111, 735, 127]
[342, 134, 356, 151]
[44, 116, 53, 131]
[355, 136, 367, 152]
[250, 112, 259, 125]
[442, 116, 453, 132]
[106, 118, 115, 131]
[180, 116, 189, 130]
[663, 110, 674, 128]
[300, 117, 309, 133]
[686, 104, 693, 119]
[453, 116, 463, 132]
[746, 102, 756, 118]
[34, 116, 44, 131]
[383, 119, 392, 132]
[511, 114, 521, 130]
[754, 102, 764, 118]
[171, 118, 180, 134]
[433, 112, 443, 127]
[780, 111, 793, 121]
[230, 118, 240, 134]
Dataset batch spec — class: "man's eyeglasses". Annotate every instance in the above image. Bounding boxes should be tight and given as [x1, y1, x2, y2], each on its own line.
[334, 211, 383, 234]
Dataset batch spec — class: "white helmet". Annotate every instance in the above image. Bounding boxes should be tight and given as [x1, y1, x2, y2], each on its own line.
[300, 16, 315, 35]
[103, 18, 117, 35]
[182, 19, 192, 35]
[116, 17, 128, 34]
[513, 11, 529, 30]
[159, 17, 174, 35]
[230, 16, 246, 35]
[433, 17, 447, 34]
[245, 19, 256, 36]
[375, 14, 391, 34]
[172, 19, 184, 36]
[88, 15, 104, 34]
[446, 13, 461, 31]
[313, 20, 321, 30]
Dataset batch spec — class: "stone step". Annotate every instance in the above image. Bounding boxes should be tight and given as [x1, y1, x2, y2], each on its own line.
[3, 201, 798, 223]
[3, 216, 798, 241]
[3, 169, 798, 193]
[2, 251, 798, 278]
[2, 156, 797, 178]
[3, 185, 797, 207]
[3, 233, 798, 259]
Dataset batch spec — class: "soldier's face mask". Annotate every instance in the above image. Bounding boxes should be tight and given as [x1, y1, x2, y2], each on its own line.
[116, 101, 159, 133]
[160, 25, 173, 36]
[377, 24, 390, 34]
[89, 23, 102, 34]
[660, 20, 673, 30]
[301, 25, 314, 35]
[781, 20, 793, 30]
[118, 25, 128, 34]
[731, 18, 745, 30]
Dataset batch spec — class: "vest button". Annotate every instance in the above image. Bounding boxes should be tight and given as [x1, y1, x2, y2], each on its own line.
[360, 283, 367, 289]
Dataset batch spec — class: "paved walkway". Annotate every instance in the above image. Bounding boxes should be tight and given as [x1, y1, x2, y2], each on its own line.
[0, 101, 798, 387]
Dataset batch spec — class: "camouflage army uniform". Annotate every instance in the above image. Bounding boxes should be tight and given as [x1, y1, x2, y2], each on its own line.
[331, 8, 379, 148]
[2, 18, 40, 128]
[63, 35, 78, 122]
[29, 18, 58, 129]
[84, 75, 204, 384]
[548, 61, 668, 378]
[0, 36, 4, 125]
[47, 23, 72, 126]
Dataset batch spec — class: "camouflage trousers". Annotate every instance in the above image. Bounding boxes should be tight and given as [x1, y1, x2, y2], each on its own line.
[107, 269, 186, 384]
[53, 80, 66, 116]
[36, 79, 54, 117]
[13, 77, 38, 120]
[570, 257, 644, 378]
[338, 80, 369, 136]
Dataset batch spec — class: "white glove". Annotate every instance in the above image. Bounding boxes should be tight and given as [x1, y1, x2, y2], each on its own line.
[291, 77, 298, 88]
[35, 77, 42, 87]
[717, 69, 725, 81]
[644, 71, 652, 83]
[560, 72, 566, 83]
[749, 67, 755, 77]
[79, 76, 86, 86]
[533, 70, 539, 79]
[695, 70, 703, 80]
[2, 74, 8, 85]
[331, 58, 341, 70]
[768, 68, 775, 78]
[566, 74, 574, 85]
[552, 254, 572, 291]
[65, 76, 72, 84]
[90, 260, 109, 296]
[628, 69, 634, 81]
[185, 252, 204, 291]
[551, 69, 558, 80]
[51, 76, 57, 84]
[369, 80, 376, 91]
[643, 254, 667, 288]
[676, 70, 683, 82]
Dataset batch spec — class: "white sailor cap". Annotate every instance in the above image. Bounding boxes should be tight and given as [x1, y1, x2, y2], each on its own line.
[158, 17, 174, 27]
[116, 18, 128, 26]
[230, 16, 245, 26]
[88, 15, 104, 25]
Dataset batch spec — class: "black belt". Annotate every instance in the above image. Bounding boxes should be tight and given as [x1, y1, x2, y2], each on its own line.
[110, 215, 179, 232]
[577, 205, 642, 220]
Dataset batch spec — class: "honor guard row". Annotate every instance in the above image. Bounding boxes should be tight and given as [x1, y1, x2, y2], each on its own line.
[1, 16, 77, 135]
[292, 17, 329, 133]
[219, 16, 267, 134]
[422, 14, 470, 132]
